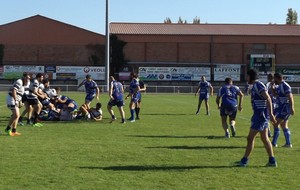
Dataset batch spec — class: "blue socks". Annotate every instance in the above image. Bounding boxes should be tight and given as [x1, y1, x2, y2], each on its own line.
[272, 128, 292, 145]
[283, 128, 292, 145]
[272, 128, 280, 146]
[130, 109, 135, 120]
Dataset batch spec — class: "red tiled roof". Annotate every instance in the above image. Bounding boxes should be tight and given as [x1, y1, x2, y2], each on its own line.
[110, 22, 300, 36]
[0, 15, 105, 45]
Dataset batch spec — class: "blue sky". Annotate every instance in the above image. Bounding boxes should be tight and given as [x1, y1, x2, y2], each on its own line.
[1, 0, 299, 34]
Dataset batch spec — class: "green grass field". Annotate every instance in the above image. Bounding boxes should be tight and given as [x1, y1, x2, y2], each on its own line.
[0, 92, 299, 190]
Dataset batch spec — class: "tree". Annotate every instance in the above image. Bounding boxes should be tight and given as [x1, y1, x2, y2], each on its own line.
[86, 44, 105, 66]
[193, 16, 200, 24]
[110, 34, 128, 75]
[178, 16, 184, 24]
[286, 8, 298, 25]
[164, 17, 172, 24]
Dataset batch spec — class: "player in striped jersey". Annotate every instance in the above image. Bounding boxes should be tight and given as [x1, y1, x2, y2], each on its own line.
[239, 69, 277, 167]
[271, 73, 295, 148]
[26, 73, 45, 127]
[5, 74, 30, 136]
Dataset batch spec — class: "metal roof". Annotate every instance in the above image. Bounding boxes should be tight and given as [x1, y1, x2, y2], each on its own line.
[110, 22, 300, 36]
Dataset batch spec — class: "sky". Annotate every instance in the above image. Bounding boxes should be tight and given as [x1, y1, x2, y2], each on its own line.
[1, 0, 300, 34]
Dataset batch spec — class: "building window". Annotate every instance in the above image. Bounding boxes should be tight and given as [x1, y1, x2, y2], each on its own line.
[253, 44, 266, 50]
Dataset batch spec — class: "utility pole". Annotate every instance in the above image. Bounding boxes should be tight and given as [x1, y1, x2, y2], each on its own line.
[105, 0, 110, 91]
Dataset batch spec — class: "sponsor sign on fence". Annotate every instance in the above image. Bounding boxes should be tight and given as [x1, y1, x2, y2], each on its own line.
[138, 67, 211, 81]
[2, 65, 105, 80]
[214, 64, 241, 81]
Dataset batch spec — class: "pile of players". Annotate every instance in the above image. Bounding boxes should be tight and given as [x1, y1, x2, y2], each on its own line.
[5, 72, 145, 136]
[5, 73, 102, 136]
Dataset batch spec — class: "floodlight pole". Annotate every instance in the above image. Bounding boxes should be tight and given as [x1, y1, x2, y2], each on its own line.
[105, 0, 110, 92]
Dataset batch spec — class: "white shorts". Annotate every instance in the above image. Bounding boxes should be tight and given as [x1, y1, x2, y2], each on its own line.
[6, 95, 22, 110]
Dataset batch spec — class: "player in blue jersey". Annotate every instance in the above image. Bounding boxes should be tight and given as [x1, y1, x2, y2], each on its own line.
[195, 76, 213, 115]
[107, 76, 126, 123]
[239, 69, 277, 167]
[125, 72, 141, 122]
[271, 73, 295, 148]
[216, 77, 244, 138]
[56, 94, 78, 113]
[135, 78, 146, 120]
[78, 74, 99, 108]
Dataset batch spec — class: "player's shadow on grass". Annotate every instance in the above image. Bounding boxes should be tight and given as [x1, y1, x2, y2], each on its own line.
[80, 164, 267, 171]
[146, 145, 245, 150]
[142, 113, 194, 116]
[127, 135, 246, 139]
[79, 165, 240, 171]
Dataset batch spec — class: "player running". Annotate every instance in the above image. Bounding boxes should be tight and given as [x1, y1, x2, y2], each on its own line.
[107, 76, 126, 123]
[78, 74, 99, 108]
[5, 74, 30, 136]
[195, 76, 213, 115]
[271, 73, 295, 148]
[216, 77, 244, 138]
[239, 69, 277, 167]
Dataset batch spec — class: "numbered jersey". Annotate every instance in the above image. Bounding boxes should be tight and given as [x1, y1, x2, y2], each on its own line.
[111, 80, 123, 100]
[218, 85, 240, 106]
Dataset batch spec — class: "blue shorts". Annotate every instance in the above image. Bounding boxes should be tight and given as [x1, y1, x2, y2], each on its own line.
[108, 99, 124, 107]
[85, 93, 96, 103]
[199, 93, 209, 101]
[250, 114, 269, 131]
[220, 104, 237, 119]
[131, 93, 141, 103]
[275, 104, 291, 121]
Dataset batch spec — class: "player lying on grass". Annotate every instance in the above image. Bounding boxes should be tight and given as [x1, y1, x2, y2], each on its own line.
[76, 102, 103, 121]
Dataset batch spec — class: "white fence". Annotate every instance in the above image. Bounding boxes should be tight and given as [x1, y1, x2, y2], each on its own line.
[1, 84, 300, 94]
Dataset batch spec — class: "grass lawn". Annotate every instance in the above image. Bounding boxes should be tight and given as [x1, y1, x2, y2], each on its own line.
[0, 91, 299, 190]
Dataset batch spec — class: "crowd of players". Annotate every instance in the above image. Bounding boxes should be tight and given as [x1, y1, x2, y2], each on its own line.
[196, 69, 295, 167]
[4, 71, 145, 136]
[5, 68, 295, 167]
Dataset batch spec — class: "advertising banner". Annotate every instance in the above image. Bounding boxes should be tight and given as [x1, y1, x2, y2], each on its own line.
[276, 68, 300, 82]
[214, 64, 241, 81]
[55, 66, 105, 80]
[3, 65, 45, 79]
[2, 65, 105, 80]
[138, 67, 211, 81]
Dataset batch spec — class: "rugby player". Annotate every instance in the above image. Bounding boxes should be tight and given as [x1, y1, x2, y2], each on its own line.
[239, 69, 277, 167]
[216, 77, 243, 138]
